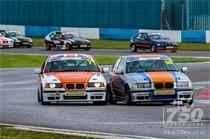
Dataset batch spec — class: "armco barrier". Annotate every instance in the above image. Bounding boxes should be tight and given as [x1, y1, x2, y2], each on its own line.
[206, 31, 210, 43]
[25, 26, 60, 37]
[0, 24, 25, 35]
[61, 27, 99, 39]
[99, 28, 138, 40]
[181, 30, 206, 43]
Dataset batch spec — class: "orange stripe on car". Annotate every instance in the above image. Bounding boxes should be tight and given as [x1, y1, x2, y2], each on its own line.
[146, 72, 174, 83]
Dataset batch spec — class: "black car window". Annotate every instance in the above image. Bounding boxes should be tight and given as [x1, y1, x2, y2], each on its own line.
[135, 33, 141, 39]
[54, 33, 63, 39]
[49, 32, 56, 38]
[141, 33, 149, 39]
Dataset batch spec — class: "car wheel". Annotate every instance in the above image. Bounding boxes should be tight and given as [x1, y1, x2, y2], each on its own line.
[45, 42, 51, 50]
[182, 99, 193, 105]
[151, 44, 156, 52]
[27, 45, 32, 48]
[66, 43, 72, 50]
[37, 89, 41, 102]
[124, 85, 132, 105]
[84, 47, 90, 51]
[131, 44, 137, 52]
[107, 85, 117, 104]
[40, 87, 49, 105]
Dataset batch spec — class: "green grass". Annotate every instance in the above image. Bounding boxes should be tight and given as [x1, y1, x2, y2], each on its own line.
[0, 125, 96, 139]
[0, 54, 210, 68]
[179, 42, 210, 51]
[32, 37, 210, 51]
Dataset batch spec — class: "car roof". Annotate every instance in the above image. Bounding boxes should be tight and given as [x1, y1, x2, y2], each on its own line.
[48, 53, 93, 62]
[122, 54, 171, 61]
[138, 32, 164, 35]
[61, 31, 77, 35]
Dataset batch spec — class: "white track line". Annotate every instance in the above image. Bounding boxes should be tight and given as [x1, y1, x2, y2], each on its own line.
[0, 123, 164, 139]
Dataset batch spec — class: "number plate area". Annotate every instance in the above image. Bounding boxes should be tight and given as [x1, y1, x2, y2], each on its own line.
[154, 90, 175, 95]
[65, 91, 85, 96]
[80, 44, 87, 47]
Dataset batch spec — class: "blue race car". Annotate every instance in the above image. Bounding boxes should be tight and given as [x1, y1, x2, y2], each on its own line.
[130, 32, 178, 52]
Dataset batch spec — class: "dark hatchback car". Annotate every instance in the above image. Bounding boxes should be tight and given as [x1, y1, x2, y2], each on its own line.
[130, 32, 178, 52]
[6, 31, 33, 48]
[44, 31, 91, 50]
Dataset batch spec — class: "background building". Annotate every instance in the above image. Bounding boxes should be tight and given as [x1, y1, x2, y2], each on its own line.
[0, 0, 209, 30]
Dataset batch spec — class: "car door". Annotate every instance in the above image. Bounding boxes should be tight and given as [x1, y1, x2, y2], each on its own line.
[140, 33, 152, 48]
[111, 58, 126, 97]
[53, 32, 63, 45]
[132, 33, 142, 47]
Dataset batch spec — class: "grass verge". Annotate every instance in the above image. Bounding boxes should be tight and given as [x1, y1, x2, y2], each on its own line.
[32, 37, 210, 51]
[0, 54, 210, 68]
[0, 125, 96, 139]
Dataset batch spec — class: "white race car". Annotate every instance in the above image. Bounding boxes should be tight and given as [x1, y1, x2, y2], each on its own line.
[0, 34, 14, 48]
[35, 53, 108, 105]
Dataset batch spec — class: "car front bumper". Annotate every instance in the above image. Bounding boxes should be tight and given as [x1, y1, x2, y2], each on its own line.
[14, 41, 32, 46]
[42, 90, 106, 103]
[156, 45, 178, 52]
[130, 89, 193, 102]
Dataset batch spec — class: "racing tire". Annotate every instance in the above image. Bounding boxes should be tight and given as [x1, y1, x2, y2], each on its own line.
[182, 99, 193, 106]
[40, 87, 50, 105]
[131, 44, 137, 52]
[151, 44, 156, 52]
[26, 45, 32, 48]
[37, 90, 41, 102]
[124, 85, 132, 105]
[66, 43, 72, 50]
[107, 85, 117, 104]
[84, 47, 91, 51]
[45, 42, 51, 50]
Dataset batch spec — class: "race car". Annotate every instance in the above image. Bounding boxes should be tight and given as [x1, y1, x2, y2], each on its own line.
[130, 32, 178, 52]
[44, 31, 91, 51]
[35, 53, 107, 105]
[0, 30, 7, 37]
[0, 34, 14, 48]
[6, 31, 33, 48]
[107, 54, 193, 105]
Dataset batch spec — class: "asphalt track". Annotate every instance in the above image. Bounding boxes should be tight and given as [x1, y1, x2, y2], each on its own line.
[1, 47, 210, 57]
[0, 62, 210, 139]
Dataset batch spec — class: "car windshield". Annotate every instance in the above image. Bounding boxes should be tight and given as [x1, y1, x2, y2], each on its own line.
[8, 31, 23, 37]
[149, 34, 168, 39]
[63, 33, 79, 39]
[0, 31, 6, 36]
[45, 58, 100, 72]
[126, 59, 179, 73]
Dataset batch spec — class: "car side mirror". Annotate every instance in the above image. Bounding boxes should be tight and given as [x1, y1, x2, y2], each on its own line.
[181, 67, 188, 72]
[115, 69, 124, 74]
[34, 68, 41, 74]
[102, 67, 110, 73]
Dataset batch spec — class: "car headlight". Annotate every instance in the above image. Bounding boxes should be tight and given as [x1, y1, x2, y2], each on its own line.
[28, 38, 33, 43]
[88, 82, 105, 88]
[136, 83, 151, 88]
[14, 39, 21, 42]
[45, 83, 62, 88]
[176, 81, 191, 88]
